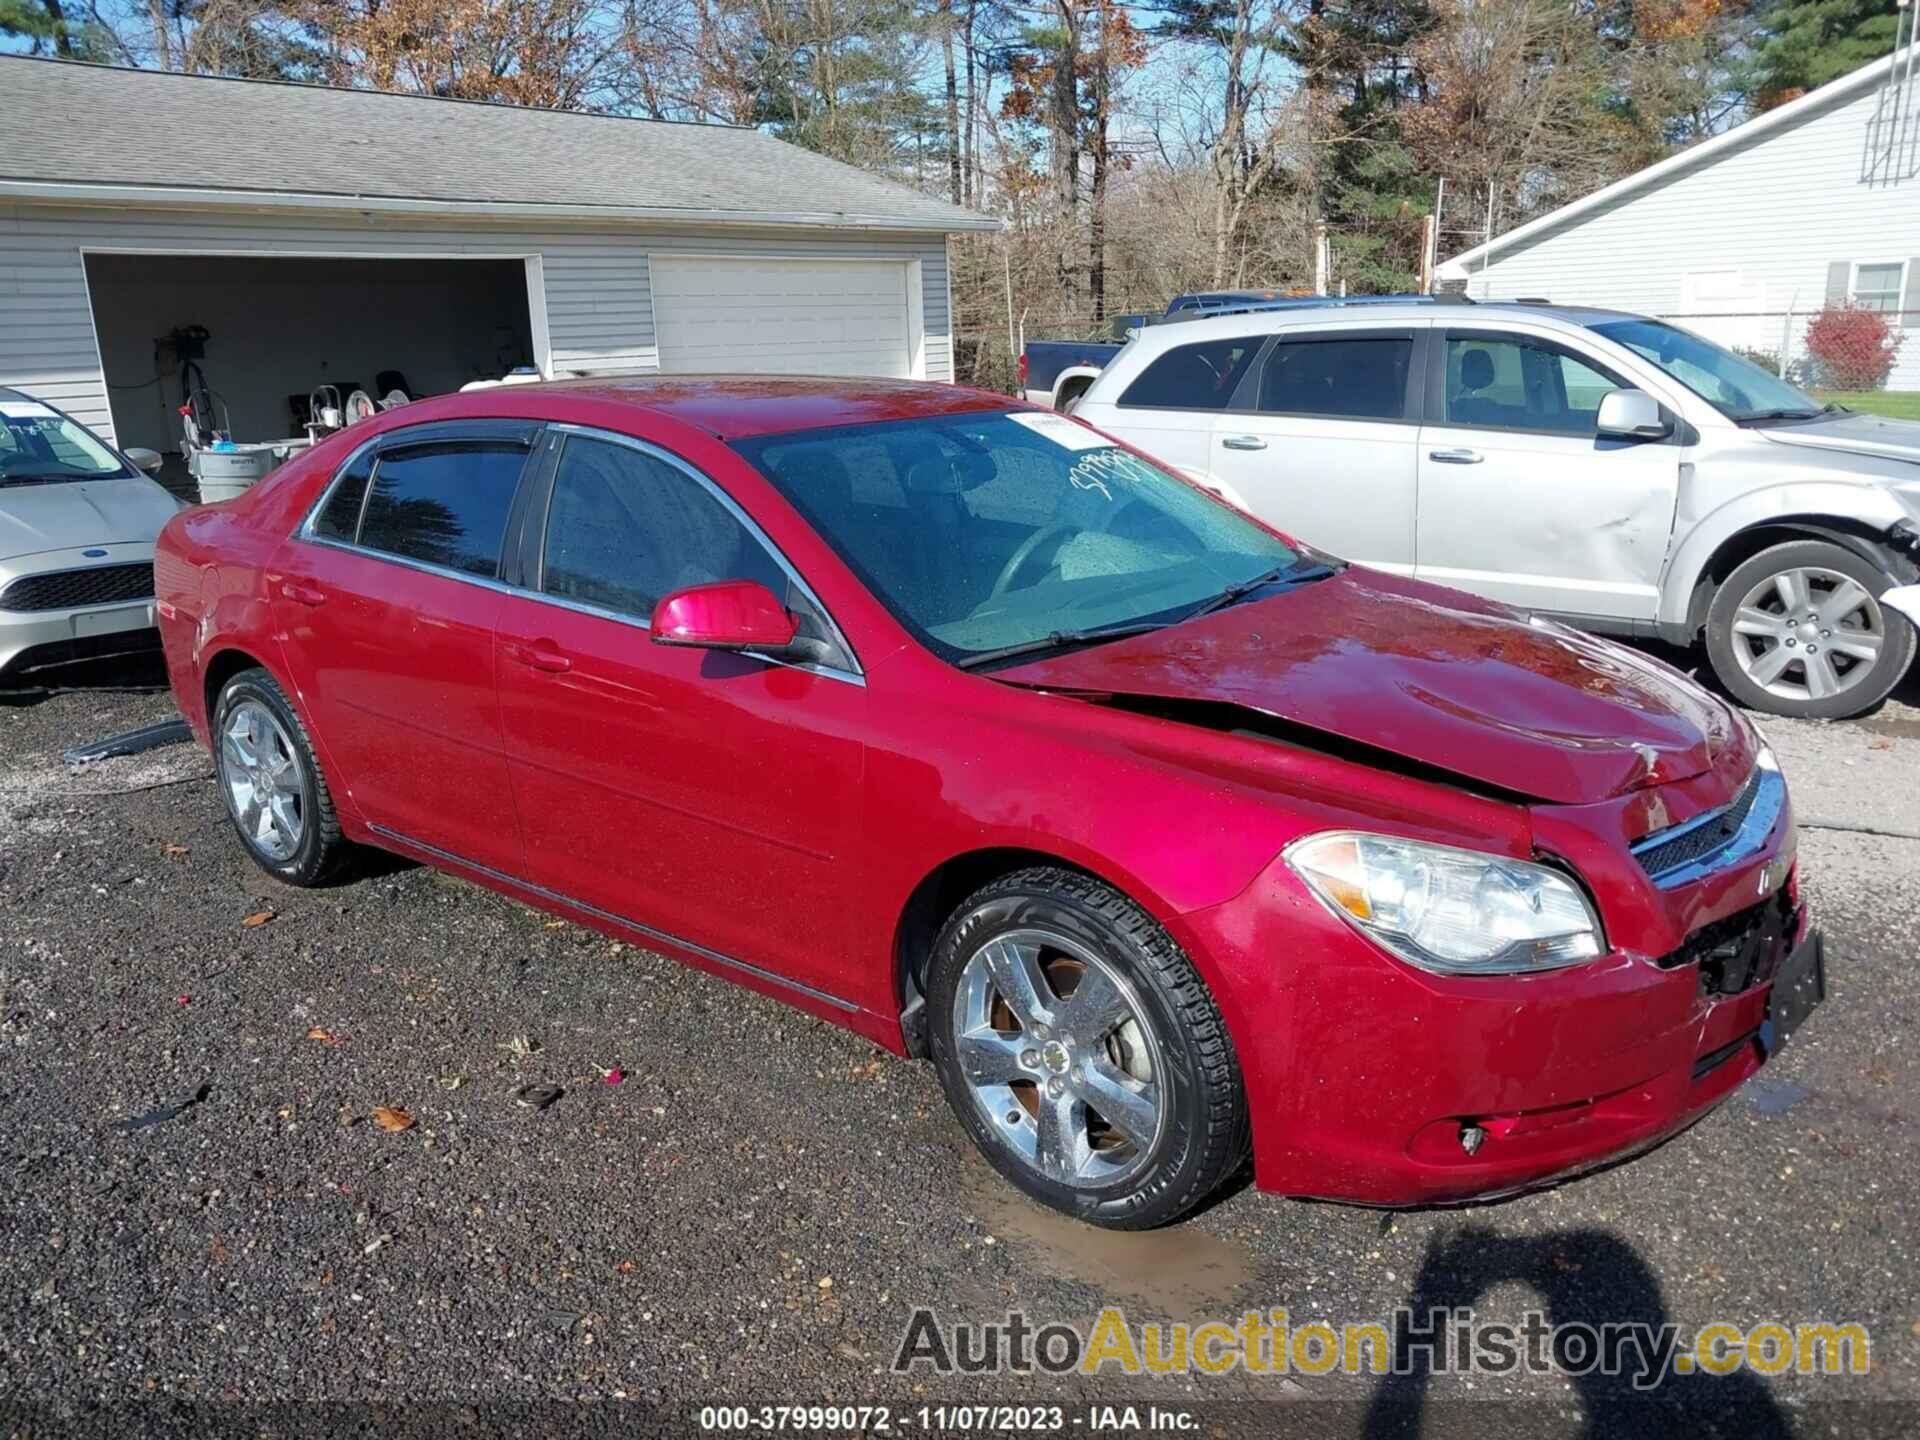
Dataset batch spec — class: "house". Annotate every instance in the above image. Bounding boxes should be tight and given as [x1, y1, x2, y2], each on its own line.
[1437, 51, 1920, 388]
[0, 57, 996, 455]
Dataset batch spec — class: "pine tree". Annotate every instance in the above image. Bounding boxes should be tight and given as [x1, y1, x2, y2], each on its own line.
[1748, 0, 1902, 106]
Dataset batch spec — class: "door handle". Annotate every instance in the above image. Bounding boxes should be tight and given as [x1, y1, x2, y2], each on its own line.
[1428, 448, 1483, 465]
[1221, 435, 1268, 452]
[506, 641, 572, 674]
[279, 581, 328, 607]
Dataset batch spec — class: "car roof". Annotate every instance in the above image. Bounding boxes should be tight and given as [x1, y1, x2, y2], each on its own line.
[498, 374, 1018, 440]
[1124, 299, 1639, 350]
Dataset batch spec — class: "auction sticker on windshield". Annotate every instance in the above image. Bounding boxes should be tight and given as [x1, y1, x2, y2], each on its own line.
[1006, 411, 1110, 451]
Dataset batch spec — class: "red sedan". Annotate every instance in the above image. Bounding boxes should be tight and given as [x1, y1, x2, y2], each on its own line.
[154, 378, 1824, 1228]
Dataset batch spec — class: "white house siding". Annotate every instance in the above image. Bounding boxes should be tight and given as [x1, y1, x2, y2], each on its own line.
[1449, 70, 1920, 389]
[0, 201, 954, 445]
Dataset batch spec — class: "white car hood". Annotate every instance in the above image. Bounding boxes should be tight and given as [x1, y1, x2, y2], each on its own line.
[1760, 411, 1920, 467]
[0, 477, 179, 562]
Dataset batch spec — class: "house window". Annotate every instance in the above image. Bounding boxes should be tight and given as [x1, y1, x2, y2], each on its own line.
[1851, 261, 1906, 317]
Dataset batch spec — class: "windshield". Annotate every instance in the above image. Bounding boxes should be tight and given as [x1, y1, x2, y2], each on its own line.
[1589, 318, 1825, 422]
[0, 399, 131, 484]
[734, 410, 1300, 665]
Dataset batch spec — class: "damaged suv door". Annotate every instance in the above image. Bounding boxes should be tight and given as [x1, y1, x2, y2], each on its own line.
[1414, 329, 1683, 622]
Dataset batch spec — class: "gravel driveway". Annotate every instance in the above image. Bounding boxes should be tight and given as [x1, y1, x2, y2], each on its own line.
[2, 655, 1916, 1438]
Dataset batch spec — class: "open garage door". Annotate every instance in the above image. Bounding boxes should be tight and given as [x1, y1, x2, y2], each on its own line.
[84, 254, 538, 463]
[650, 256, 919, 378]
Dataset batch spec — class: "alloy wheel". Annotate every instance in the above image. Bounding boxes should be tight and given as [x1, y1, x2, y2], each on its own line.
[950, 928, 1166, 1190]
[220, 699, 306, 863]
[1728, 565, 1887, 704]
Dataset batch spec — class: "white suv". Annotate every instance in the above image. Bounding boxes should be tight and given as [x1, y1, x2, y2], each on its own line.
[1072, 300, 1920, 719]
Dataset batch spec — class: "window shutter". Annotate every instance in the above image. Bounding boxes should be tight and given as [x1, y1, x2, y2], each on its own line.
[1825, 260, 1851, 304]
[1903, 259, 1920, 325]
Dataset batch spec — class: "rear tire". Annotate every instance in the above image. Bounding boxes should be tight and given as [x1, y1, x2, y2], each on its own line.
[926, 867, 1249, 1229]
[1704, 539, 1914, 719]
[211, 668, 350, 887]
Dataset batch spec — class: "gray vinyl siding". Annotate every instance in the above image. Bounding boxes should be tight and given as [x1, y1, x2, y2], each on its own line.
[1446, 68, 1920, 388]
[0, 201, 955, 444]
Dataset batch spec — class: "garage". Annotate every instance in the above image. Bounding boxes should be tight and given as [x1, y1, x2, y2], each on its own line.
[84, 253, 538, 457]
[0, 57, 996, 466]
[650, 256, 921, 377]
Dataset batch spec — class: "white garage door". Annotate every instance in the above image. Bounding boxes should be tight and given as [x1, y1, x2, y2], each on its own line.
[650, 256, 917, 378]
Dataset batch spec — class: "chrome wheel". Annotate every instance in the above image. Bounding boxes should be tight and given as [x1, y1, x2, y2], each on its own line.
[220, 699, 305, 863]
[1729, 565, 1887, 703]
[951, 928, 1165, 1190]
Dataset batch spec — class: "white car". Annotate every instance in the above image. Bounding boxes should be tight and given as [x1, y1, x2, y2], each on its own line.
[1, 388, 179, 684]
[1072, 300, 1920, 719]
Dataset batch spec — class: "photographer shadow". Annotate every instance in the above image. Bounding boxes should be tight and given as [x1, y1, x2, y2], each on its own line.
[1362, 1224, 1791, 1439]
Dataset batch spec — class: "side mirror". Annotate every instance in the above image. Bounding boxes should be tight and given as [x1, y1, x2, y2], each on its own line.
[1595, 389, 1670, 441]
[651, 579, 801, 656]
[124, 447, 165, 474]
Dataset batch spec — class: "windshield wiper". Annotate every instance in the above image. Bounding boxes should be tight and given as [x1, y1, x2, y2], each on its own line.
[1737, 408, 1825, 425]
[1180, 557, 1341, 622]
[954, 621, 1170, 671]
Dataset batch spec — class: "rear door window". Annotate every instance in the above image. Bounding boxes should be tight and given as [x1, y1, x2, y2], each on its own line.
[1255, 336, 1412, 420]
[312, 453, 374, 543]
[358, 441, 528, 578]
[1117, 339, 1260, 410]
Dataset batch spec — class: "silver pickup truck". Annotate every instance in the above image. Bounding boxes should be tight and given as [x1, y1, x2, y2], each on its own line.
[1072, 300, 1920, 719]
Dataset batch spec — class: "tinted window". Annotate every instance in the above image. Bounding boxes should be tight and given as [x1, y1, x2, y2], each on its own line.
[312, 453, 373, 542]
[542, 435, 785, 619]
[1257, 337, 1410, 419]
[1444, 336, 1627, 435]
[358, 442, 525, 577]
[1118, 339, 1259, 410]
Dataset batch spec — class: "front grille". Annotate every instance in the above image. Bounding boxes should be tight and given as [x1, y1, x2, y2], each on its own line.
[1631, 761, 1786, 889]
[1654, 890, 1798, 997]
[0, 563, 155, 613]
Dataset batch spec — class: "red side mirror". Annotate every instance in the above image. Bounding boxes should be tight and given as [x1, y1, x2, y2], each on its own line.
[651, 579, 800, 654]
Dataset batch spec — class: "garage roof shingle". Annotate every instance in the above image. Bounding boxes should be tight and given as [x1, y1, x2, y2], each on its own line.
[0, 57, 998, 232]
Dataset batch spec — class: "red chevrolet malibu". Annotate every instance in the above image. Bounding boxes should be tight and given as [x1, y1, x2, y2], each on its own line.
[154, 378, 1824, 1228]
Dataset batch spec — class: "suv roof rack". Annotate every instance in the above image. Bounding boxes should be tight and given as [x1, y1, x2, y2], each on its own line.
[1156, 292, 1472, 326]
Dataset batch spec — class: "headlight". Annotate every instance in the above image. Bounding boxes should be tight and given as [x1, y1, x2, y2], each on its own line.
[1284, 832, 1604, 976]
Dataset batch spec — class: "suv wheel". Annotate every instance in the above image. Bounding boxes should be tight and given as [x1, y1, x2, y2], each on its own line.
[211, 668, 350, 886]
[1705, 538, 1916, 719]
[926, 867, 1249, 1228]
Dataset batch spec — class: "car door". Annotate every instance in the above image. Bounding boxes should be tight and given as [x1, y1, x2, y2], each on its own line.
[1205, 327, 1424, 572]
[1081, 333, 1263, 484]
[1414, 328, 1683, 621]
[492, 426, 868, 1003]
[272, 421, 539, 875]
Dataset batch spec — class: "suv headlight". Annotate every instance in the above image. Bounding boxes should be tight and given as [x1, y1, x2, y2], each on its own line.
[1284, 832, 1604, 975]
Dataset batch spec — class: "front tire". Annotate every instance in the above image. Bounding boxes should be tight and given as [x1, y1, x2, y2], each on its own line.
[211, 668, 349, 886]
[926, 867, 1249, 1229]
[1704, 539, 1915, 719]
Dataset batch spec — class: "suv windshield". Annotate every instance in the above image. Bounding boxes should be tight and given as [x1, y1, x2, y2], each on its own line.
[1589, 318, 1827, 423]
[734, 410, 1303, 666]
[0, 400, 132, 484]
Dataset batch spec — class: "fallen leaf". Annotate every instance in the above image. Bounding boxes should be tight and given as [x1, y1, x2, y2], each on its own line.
[319, 1270, 333, 1287]
[372, 1106, 415, 1132]
[437, 1075, 466, 1092]
[277, 1106, 292, 1121]
[544, 919, 567, 930]
[162, 843, 189, 858]
[241, 911, 275, 929]
[616, 1260, 634, 1275]
[600, 1066, 624, 1085]
[306, 1026, 339, 1045]
[339, 1107, 358, 1128]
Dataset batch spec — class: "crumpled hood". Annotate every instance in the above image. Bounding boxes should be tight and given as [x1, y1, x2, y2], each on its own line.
[0, 477, 178, 563]
[994, 568, 1735, 805]
[1759, 411, 1920, 467]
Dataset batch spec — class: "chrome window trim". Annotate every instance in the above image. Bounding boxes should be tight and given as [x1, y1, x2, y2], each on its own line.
[290, 426, 866, 688]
